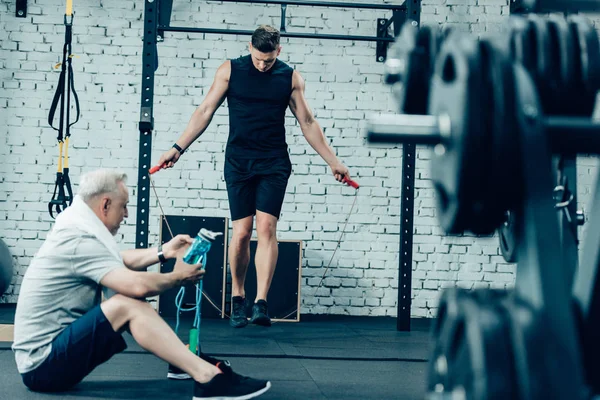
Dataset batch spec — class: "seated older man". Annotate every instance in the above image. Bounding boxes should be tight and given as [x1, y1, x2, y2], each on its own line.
[12, 169, 271, 400]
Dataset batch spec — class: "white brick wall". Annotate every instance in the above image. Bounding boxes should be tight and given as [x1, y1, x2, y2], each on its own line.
[1, 0, 598, 319]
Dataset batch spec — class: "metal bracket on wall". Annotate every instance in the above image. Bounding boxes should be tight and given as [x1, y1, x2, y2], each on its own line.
[376, 18, 393, 62]
[16, 0, 27, 17]
[377, 8, 406, 62]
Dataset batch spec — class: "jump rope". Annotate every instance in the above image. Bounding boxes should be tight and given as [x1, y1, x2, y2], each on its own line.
[148, 159, 359, 353]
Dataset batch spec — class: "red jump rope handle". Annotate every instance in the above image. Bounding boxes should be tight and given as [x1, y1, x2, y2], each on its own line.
[343, 176, 359, 189]
[149, 163, 166, 174]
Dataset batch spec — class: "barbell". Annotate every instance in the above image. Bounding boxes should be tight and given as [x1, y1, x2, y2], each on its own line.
[382, 14, 600, 258]
[368, 22, 600, 236]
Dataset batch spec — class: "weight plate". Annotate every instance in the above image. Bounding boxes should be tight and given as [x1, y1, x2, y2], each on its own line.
[508, 16, 535, 72]
[417, 24, 437, 70]
[438, 25, 454, 58]
[467, 38, 520, 235]
[428, 287, 467, 392]
[567, 15, 600, 117]
[429, 33, 487, 234]
[527, 15, 553, 112]
[415, 25, 438, 114]
[547, 15, 576, 115]
[388, 23, 437, 115]
[467, 38, 496, 235]
[427, 289, 518, 400]
[493, 41, 522, 226]
[566, 18, 588, 117]
[500, 296, 555, 400]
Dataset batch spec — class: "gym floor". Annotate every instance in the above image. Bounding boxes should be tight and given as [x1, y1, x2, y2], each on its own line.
[0, 305, 431, 400]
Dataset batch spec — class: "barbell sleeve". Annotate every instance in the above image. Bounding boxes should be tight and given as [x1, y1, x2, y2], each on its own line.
[366, 114, 445, 145]
[545, 117, 600, 154]
[367, 114, 600, 154]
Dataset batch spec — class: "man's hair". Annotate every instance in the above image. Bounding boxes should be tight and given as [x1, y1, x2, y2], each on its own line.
[251, 25, 280, 53]
[78, 169, 128, 203]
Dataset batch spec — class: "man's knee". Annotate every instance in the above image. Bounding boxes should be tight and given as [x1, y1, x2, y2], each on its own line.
[232, 220, 253, 245]
[256, 213, 277, 240]
[101, 294, 153, 332]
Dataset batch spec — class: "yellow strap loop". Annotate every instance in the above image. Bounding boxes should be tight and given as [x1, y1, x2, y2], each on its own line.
[64, 137, 70, 169]
[66, 0, 73, 16]
[57, 142, 64, 173]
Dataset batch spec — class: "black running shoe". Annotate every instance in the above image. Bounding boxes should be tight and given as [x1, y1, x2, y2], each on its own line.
[230, 296, 248, 328]
[168, 353, 231, 380]
[168, 364, 191, 380]
[193, 362, 271, 400]
[200, 352, 231, 368]
[249, 300, 271, 327]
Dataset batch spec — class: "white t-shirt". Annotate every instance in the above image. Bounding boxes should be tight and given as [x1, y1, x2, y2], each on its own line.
[12, 227, 123, 374]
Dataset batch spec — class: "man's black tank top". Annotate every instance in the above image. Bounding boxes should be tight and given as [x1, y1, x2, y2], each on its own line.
[225, 54, 294, 159]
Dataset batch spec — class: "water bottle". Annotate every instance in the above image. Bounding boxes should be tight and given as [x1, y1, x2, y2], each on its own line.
[183, 228, 223, 265]
[181, 228, 222, 356]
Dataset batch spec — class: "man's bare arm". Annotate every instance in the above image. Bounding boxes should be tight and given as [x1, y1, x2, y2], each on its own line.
[157, 61, 231, 168]
[120, 248, 161, 272]
[120, 235, 194, 272]
[289, 70, 350, 181]
[175, 61, 231, 151]
[101, 258, 204, 298]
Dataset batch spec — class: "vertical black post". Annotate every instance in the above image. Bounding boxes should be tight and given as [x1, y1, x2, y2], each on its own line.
[398, 142, 416, 331]
[136, 0, 158, 249]
[16, 0, 27, 17]
[391, 5, 416, 332]
[404, 0, 420, 24]
[157, 0, 174, 40]
[391, 8, 404, 36]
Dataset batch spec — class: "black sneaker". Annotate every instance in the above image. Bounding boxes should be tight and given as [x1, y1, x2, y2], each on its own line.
[168, 353, 231, 380]
[168, 364, 191, 380]
[230, 296, 248, 328]
[193, 362, 271, 400]
[249, 300, 271, 327]
[200, 352, 231, 368]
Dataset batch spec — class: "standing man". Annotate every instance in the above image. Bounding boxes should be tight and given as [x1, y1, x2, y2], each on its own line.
[158, 25, 351, 328]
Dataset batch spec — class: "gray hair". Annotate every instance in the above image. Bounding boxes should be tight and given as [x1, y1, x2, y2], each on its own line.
[78, 169, 128, 203]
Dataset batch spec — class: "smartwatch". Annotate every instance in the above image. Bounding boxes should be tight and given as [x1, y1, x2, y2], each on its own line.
[173, 143, 185, 155]
[157, 244, 167, 263]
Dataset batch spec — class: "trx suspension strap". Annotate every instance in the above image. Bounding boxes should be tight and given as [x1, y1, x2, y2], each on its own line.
[48, 0, 80, 218]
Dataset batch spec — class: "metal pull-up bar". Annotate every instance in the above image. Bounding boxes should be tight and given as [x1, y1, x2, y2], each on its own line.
[210, 0, 404, 10]
[164, 26, 397, 44]
[157, 0, 409, 61]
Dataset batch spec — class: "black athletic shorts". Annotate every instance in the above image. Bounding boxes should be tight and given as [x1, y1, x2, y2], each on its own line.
[224, 155, 292, 221]
[21, 304, 127, 392]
